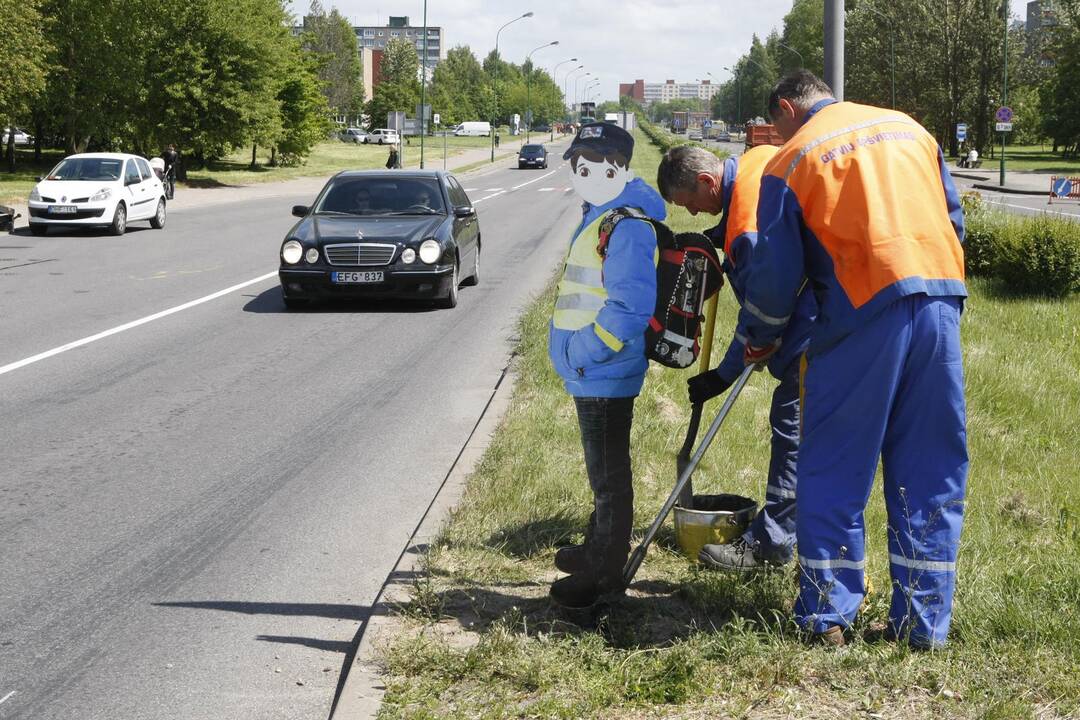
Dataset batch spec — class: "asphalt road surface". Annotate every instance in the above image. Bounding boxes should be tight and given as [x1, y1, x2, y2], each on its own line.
[0, 151, 580, 719]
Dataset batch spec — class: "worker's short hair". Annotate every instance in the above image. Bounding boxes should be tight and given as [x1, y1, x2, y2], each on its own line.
[569, 147, 628, 172]
[656, 145, 723, 202]
[767, 70, 834, 119]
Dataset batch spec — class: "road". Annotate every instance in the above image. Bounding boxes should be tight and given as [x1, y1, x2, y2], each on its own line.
[0, 152, 580, 719]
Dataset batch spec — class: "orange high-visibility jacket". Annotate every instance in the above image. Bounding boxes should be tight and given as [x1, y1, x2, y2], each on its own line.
[738, 100, 966, 354]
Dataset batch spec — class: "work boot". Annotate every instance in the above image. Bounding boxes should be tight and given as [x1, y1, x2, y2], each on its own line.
[554, 544, 588, 574]
[698, 537, 785, 572]
[809, 625, 846, 647]
[549, 573, 625, 609]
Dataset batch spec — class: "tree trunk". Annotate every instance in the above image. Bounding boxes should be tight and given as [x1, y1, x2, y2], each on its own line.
[251, 144, 257, 168]
[33, 118, 43, 163]
[270, 146, 277, 166]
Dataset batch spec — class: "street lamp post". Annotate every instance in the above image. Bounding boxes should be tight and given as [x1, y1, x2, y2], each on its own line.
[573, 72, 591, 121]
[723, 65, 741, 125]
[864, 5, 895, 109]
[776, 41, 804, 69]
[582, 80, 600, 120]
[526, 41, 558, 142]
[565, 66, 585, 120]
[1000, 0, 1008, 186]
[551, 58, 578, 140]
[491, 11, 534, 163]
[419, 0, 428, 168]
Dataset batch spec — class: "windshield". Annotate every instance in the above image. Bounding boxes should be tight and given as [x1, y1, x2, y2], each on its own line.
[315, 177, 446, 216]
[521, 145, 543, 154]
[46, 157, 124, 182]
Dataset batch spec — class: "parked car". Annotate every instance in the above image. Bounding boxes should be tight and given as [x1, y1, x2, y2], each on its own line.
[278, 170, 480, 310]
[28, 153, 167, 236]
[364, 128, 400, 145]
[453, 121, 492, 137]
[2, 127, 33, 146]
[716, 131, 732, 142]
[688, 131, 703, 141]
[340, 127, 367, 144]
[517, 144, 548, 169]
[532, 124, 551, 133]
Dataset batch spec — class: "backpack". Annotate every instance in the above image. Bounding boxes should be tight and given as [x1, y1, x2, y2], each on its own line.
[597, 207, 724, 369]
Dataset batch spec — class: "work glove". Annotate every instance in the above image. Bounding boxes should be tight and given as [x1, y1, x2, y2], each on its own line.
[744, 339, 781, 367]
[687, 370, 734, 405]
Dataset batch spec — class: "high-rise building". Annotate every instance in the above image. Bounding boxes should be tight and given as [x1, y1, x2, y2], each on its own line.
[620, 79, 720, 105]
[1026, 0, 1058, 65]
[297, 15, 443, 77]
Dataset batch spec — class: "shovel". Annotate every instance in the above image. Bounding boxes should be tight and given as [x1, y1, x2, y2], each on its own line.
[623, 362, 756, 586]
[676, 292, 720, 509]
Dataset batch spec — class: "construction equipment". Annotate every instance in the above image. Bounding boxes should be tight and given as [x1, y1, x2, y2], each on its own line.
[745, 122, 784, 149]
[623, 362, 757, 586]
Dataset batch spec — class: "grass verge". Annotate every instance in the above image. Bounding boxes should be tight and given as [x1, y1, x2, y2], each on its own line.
[972, 144, 1080, 175]
[376, 130, 1080, 719]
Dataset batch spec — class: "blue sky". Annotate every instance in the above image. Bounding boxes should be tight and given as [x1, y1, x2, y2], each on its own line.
[290, 0, 1036, 104]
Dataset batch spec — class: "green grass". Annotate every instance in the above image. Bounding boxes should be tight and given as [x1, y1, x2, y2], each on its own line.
[376, 130, 1080, 719]
[970, 144, 1080, 175]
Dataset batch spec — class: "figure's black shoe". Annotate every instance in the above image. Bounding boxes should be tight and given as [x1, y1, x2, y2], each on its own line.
[549, 573, 626, 609]
[698, 537, 789, 572]
[554, 544, 588, 574]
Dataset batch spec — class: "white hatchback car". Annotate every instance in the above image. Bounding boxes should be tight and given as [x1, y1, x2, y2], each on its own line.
[364, 128, 400, 145]
[28, 153, 167, 236]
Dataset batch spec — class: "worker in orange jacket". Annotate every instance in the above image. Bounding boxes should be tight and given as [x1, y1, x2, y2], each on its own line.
[739, 71, 968, 648]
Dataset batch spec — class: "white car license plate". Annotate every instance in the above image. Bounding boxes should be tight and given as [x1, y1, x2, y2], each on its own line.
[50, 205, 77, 214]
[332, 271, 384, 284]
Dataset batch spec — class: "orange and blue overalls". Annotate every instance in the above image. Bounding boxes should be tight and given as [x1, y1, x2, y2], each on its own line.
[706, 144, 817, 563]
[740, 100, 969, 647]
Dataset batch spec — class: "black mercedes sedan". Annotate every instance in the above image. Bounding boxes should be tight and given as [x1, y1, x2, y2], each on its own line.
[278, 170, 480, 309]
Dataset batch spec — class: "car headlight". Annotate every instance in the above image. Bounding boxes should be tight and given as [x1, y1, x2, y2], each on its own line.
[418, 239, 441, 265]
[305, 247, 319, 263]
[90, 187, 112, 202]
[29, 187, 40, 201]
[282, 240, 304, 264]
[401, 248, 416, 264]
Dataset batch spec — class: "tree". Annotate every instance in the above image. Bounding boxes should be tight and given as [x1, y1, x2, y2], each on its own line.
[366, 37, 420, 131]
[428, 45, 487, 125]
[0, 0, 50, 170]
[779, 0, 824, 77]
[276, 47, 332, 165]
[1039, 0, 1080, 154]
[301, 1, 365, 121]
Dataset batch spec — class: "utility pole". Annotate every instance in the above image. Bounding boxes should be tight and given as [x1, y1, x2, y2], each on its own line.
[824, 0, 844, 100]
[1000, 0, 1008, 187]
[419, 0, 427, 168]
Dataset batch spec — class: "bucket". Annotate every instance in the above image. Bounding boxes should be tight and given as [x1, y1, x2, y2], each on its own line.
[673, 493, 757, 562]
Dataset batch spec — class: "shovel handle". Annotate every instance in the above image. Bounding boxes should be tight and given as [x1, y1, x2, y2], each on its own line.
[623, 363, 757, 586]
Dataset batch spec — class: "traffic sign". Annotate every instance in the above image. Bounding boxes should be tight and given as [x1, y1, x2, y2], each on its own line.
[703, 120, 712, 129]
[1053, 177, 1072, 197]
[956, 123, 967, 141]
[432, 113, 440, 125]
[995, 122, 1013, 132]
[995, 106, 1013, 122]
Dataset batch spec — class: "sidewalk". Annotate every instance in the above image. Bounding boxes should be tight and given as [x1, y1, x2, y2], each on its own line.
[950, 165, 1064, 196]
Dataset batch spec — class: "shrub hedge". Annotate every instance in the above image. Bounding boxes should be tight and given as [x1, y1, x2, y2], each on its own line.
[962, 191, 1080, 297]
[638, 118, 729, 162]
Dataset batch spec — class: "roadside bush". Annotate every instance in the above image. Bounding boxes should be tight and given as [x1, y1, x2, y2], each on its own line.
[638, 118, 729, 162]
[962, 199, 1080, 297]
[995, 213, 1080, 297]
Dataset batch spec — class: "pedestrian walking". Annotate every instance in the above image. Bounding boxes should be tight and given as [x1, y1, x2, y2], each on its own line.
[547, 123, 666, 609]
[385, 144, 399, 170]
[740, 70, 968, 649]
[657, 143, 818, 572]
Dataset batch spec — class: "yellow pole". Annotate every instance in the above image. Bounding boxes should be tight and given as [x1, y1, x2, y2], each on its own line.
[698, 293, 720, 373]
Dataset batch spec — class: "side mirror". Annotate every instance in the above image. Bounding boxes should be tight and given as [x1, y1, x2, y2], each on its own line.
[291, 205, 309, 218]
[35, 175, 43, 182]
[454, 206, 475, 218]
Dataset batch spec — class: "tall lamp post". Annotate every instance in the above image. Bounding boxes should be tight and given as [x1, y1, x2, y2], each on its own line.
[722, 65, 741, 126]
[551, 58, 578, 140]
[573, 72, 591, 121]
[419, 0, 429, 168]
[1000, 0, 1009, 186]
[525, 40, 558, 142]
[581, 80, 600, 119]
[565, 66, 585, 121]
[864, 5, 895, 109]
[777, 41, 804, 69]
[491, 11, 534, 163]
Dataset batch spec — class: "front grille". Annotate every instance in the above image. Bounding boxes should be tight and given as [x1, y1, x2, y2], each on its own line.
[324, 242, 396, 266]
[40, 196, 56, 203]
[72, 197, 89, 203]
[29, 207, 105, 220]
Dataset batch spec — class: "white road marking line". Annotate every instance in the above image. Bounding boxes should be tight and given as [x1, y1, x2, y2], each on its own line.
[538, 188, 555, 192]
[0, 692, 15, 706]
[473, 191, 506, 204]
[483, 188, 503, 192]
[0, 271, 278, 378]
[983, 197, 1080, 218]
[463, 188, 478, 192]
[512, 168, 560, 191]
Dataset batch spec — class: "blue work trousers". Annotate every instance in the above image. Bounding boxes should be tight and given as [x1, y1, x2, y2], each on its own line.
[795, 294, 968, 648]
[741, 359, 800, 563]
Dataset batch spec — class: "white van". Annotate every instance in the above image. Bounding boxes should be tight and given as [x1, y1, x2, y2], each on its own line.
[454, 121, 492, 137]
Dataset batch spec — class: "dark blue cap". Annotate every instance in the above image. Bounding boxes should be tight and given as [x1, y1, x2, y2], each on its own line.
[563, 122, 635, 163]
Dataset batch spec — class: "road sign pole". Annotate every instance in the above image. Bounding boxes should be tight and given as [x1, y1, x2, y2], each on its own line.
[1000, 0, 1008, 187]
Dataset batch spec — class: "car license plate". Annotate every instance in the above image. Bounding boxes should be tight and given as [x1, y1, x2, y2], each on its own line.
[50, 205, 77, 214]
[332, 271, 384, 284]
